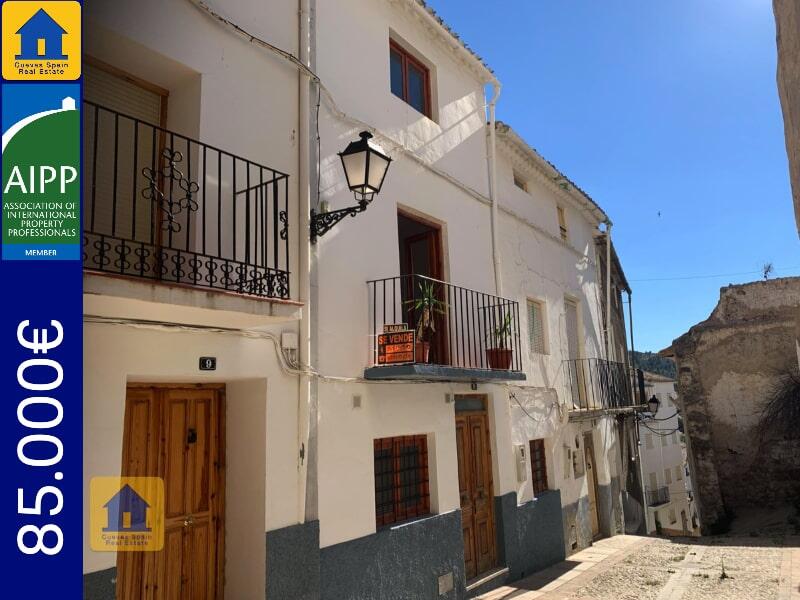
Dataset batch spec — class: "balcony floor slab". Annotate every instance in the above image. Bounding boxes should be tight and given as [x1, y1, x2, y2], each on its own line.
[363, 364, 526, 382]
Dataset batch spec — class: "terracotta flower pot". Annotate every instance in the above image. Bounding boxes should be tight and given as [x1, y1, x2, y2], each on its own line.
[486, 348, 512, 370]
[415, 340, 430, 363]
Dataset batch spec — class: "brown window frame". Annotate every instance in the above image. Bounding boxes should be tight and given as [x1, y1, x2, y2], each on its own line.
[374, 435, 431, 527]
[389, 40, 432, 118]
[530, 438, 549, 495]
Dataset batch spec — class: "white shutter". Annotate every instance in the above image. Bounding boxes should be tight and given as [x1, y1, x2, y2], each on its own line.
[84, 64, 162, 125]
[84, 64, 165, 244]
[527, 300, 546, 354]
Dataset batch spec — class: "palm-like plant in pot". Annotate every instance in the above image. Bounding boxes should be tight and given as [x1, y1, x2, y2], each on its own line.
[406, 280, 446, 363]
[486, 311, 514, 370]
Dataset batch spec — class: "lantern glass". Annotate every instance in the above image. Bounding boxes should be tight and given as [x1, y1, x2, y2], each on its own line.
[339, 131, 391, 200]
[367, 152, 390, 191]
[341, 150, 367, 191]
[648, 395, 660, 414]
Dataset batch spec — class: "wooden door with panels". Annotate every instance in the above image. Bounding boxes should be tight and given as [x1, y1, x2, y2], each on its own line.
[454, 395, 496, 580]
[582, 431, 600, 539]
[118, 384, 225, 600]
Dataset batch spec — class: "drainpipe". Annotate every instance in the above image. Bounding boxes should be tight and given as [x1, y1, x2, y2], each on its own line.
[486, 80, 503, 296]
[297, 0, 312, 525]
[604, 221, 613, 362]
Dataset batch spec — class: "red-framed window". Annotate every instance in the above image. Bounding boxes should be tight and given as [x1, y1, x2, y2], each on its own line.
[530, 438, 549, 495]
[389, 41, 432, 117]
[374, 435, 431, 527]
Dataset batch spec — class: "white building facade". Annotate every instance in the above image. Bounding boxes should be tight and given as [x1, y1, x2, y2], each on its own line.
[639, 373, 700, 536]
[81, 1, 645, 599]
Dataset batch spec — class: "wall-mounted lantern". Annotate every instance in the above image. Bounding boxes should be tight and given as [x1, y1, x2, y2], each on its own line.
[310, 131, 392, 243]
[647, 395, 660, 415]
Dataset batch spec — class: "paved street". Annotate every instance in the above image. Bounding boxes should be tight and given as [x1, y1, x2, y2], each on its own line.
[476, 535, 800, 600]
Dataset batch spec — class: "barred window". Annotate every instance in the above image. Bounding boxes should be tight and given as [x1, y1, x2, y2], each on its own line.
[374, 435, 430, 527]
[529, 438, 549, 495]
[527, 299, 547, 354]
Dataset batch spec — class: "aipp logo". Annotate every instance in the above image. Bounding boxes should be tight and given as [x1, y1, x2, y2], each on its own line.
[2, 2, 81, 80]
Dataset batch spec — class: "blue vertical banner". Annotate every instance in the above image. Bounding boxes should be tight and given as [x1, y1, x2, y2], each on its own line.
[1, 1, 82, 597]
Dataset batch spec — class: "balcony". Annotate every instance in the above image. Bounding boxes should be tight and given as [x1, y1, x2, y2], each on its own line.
[564, 358, 645, 414]
[364, 274, 526, 382]
[82, 101, 291, 301]
[646, 486, 670, 507]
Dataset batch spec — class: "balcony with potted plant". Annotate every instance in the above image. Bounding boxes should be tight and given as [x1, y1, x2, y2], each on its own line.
[364, 274, 526, 382]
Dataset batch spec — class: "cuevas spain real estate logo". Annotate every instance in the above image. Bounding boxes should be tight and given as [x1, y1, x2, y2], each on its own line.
[2, 84, 80, 260]
[2, 1, 81, 80]
[90, 477, 165, 552]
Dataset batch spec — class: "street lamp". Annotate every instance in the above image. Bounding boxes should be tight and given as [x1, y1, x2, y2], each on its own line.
[310, 131, 392, 243]
[647, 395, 660, 415]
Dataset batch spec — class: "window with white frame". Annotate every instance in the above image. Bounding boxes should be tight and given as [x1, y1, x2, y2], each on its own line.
[527, 299, 547, 354]
[664, 468, 672, 484]
[676, 465, 683, 481]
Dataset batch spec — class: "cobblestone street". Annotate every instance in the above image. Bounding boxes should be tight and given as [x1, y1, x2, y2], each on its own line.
[476, 535, 800, 600]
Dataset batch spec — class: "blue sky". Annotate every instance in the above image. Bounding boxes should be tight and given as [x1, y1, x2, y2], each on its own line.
[427, 0, 799, 351]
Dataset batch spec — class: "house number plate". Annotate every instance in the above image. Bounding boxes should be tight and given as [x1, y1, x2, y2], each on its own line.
[199, 357, 217, 371]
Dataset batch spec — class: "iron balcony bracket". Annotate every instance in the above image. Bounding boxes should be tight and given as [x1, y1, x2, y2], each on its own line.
[310, 200, 369, 244]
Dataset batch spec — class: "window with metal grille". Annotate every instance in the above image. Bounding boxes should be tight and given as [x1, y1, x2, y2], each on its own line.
[374, 435, 430, 527]
[527, 299, 547, 354]
[389, 41, 432, 117]
[529, 438, 549, 495]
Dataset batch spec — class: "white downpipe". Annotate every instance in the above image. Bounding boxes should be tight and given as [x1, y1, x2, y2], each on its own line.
[487, 81, 503, 296]
[297, 0, 312, 525]
[605, 222, 613, 362]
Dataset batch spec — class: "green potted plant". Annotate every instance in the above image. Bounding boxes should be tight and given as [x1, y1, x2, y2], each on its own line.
[405, 280, 446, 363]
[486, 312, 514, 369]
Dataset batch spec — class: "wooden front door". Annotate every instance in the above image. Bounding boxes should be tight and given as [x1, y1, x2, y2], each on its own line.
[118, 385, 225, 600]
[455, 397, 496, 580]
[583, 432, 600, 538]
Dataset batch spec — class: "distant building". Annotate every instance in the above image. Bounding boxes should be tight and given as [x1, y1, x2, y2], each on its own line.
[638, 372, 699, 536]
[663, 278, 800, 533]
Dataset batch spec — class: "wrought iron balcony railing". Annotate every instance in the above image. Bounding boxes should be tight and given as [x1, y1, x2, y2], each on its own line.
[367, 274, 523, 372]
[83, 101, 291, 299]
[646, 486, 670, 507]
[563, 358, 645, 411]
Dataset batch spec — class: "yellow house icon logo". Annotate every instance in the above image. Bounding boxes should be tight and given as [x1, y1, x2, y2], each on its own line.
[2, 1, 81, 80]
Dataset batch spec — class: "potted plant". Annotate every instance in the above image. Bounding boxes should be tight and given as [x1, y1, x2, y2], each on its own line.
[486, 312, 514, 369]
[405, 280, 446, 363]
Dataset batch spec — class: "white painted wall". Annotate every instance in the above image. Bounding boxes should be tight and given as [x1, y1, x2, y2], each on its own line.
[83, 317, 300, 583]
[225, 379, 268, 599]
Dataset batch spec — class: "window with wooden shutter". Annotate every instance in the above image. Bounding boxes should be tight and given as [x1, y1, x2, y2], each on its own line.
[527, 299, 547, 354]
[374, 435, 430, 527]
[557, 206, 568, 241]
[529, 439, 549, 495]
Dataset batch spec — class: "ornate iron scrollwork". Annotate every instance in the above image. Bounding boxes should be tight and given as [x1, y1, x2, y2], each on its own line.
[279, 210, 289, 240]
[310, 200, 368, 244]
[142, 148, 200, 233]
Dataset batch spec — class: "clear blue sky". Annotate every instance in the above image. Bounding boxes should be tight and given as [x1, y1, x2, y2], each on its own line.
[428, 0, 799, 352]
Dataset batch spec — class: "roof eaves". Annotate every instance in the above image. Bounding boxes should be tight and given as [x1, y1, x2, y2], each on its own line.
[495, 121, 610, 225]
[407, 0, 496, 82]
